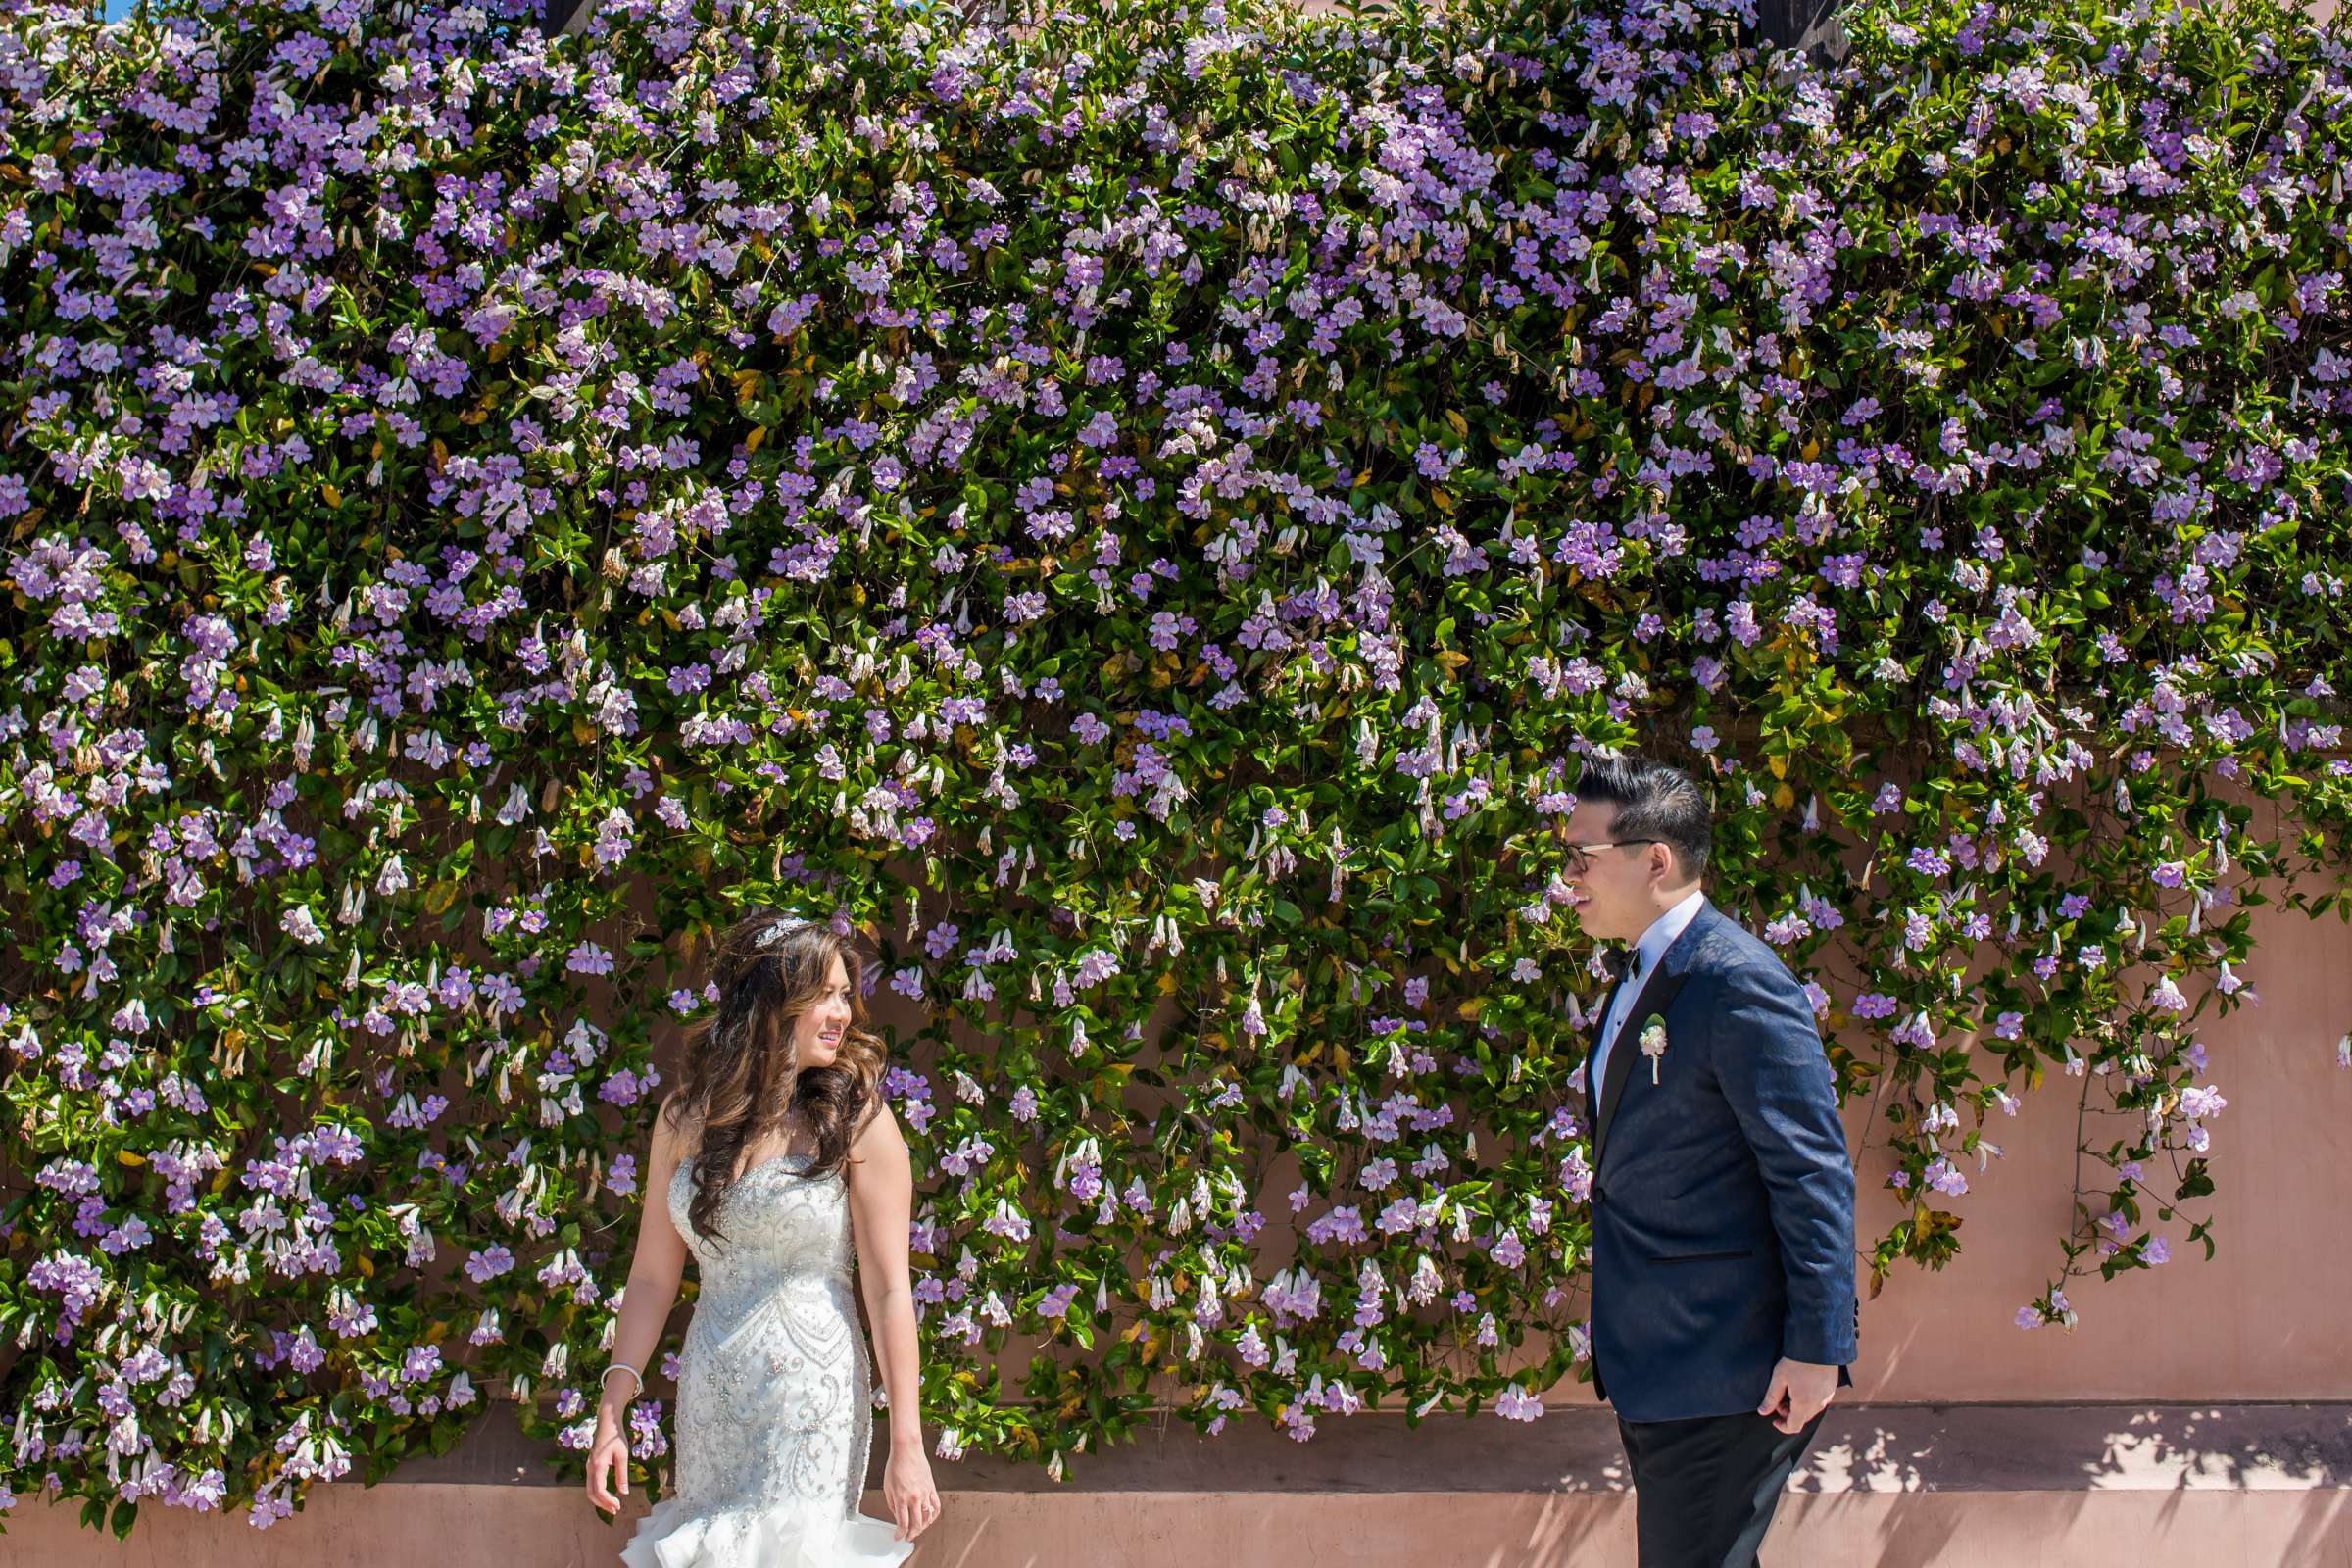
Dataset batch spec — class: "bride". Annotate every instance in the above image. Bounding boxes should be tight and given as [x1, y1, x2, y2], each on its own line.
[585, 908, 941, 1561]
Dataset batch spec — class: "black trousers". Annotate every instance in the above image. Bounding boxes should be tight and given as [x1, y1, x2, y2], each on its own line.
[1616, 1407, 1826, 1568]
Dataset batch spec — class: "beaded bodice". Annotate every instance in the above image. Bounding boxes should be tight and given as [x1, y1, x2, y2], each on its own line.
[662, 1151, 872, 1519]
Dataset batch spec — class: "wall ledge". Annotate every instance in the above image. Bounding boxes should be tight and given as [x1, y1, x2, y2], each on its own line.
[371, 1398, 2352, 1494]
[10, 1405, 2351, 1568]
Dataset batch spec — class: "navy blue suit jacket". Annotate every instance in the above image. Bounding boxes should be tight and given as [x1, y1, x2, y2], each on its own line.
[1584, 896, 1858, 1422]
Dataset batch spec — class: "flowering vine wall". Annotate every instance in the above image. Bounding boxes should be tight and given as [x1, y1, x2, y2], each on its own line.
[3, 0, 2350, 1538]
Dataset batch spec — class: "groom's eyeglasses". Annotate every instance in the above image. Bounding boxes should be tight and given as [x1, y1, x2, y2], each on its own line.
[1562, 838, 1660, 873]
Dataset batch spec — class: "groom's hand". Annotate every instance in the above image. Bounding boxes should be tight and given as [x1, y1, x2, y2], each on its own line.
[1757, 1357, 1838, 1435]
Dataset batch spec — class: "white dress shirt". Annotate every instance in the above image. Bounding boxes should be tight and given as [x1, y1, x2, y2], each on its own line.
[1592, 886, 1706, 1093]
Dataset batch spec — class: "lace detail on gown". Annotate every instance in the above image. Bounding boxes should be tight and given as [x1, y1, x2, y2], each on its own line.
[618, 1152, 912, 1567]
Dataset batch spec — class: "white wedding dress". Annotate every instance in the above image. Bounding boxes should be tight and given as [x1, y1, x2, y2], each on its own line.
[620, 1152, 913, 1567]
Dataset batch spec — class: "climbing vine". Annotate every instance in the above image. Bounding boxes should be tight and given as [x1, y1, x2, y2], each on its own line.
[3, 0, 2349, 1538]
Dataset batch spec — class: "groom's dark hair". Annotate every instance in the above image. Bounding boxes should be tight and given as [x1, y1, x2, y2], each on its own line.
[1574, 752, 1711, 882]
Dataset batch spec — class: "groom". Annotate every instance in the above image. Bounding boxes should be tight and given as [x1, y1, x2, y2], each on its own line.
[1563, 754, 1857, 1566]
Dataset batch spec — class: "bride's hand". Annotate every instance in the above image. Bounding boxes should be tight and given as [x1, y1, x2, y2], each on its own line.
[585, 1416, 632, 1513]
[884, 1446, 940, 1541]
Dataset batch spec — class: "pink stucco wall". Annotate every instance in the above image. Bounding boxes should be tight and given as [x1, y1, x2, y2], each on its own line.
[1837, 886, 2352, 1405]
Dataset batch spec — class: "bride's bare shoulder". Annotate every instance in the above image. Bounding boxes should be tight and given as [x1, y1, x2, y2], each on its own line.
[655, 1095, 702, 1154]
[849, 1092, 906, 1160]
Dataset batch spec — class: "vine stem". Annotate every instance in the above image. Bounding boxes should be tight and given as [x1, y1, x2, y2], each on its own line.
[2060, 1038, 2099, 1299]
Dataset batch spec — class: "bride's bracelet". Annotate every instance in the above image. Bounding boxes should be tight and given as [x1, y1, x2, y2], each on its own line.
[599, 1361, 643, 1403]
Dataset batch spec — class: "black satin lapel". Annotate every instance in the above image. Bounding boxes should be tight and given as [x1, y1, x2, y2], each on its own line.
[1582, 968, 1628, 1129]
[1593, 962, 1686, 1159]
[1592, 902, 1719, 1160]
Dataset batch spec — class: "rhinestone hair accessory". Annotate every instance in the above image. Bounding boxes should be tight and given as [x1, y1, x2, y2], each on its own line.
[753, 914, 821, 950]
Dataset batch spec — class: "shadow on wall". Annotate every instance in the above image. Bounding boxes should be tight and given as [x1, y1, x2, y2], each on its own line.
[1788, 1404, 2352, 1566]
[1786, 1488, 2352, 1568]
[1795, 1402, 2352, 1493]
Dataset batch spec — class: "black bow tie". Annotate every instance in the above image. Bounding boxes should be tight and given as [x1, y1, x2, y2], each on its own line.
[1601, 946, 1641, 983]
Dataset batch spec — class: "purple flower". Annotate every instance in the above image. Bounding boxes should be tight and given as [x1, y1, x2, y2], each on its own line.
[465, 1246, 515, 1284]
[1494, 1387, 1545, 1421]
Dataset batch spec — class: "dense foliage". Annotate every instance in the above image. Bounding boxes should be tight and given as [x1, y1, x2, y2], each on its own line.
[3, 0, 2349, 1537]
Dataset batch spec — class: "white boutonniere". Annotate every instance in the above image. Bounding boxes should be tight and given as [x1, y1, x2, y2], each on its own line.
[1637, 1015, 1668, 1084]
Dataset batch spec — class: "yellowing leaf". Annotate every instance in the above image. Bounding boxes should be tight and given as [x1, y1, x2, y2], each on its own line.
[320, 483, 342, 510]
[744, 425, 768, 453]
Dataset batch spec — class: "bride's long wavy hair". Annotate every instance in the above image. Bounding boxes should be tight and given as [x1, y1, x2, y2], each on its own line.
[668, 908, 885, 1244]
